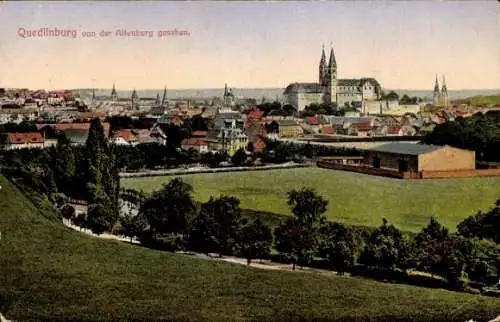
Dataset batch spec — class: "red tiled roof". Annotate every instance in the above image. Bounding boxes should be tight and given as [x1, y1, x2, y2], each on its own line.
[247, 108, 264, 121]
[170, 115, 184, 125]
[191, 131, 208, 137]
[7, 132, 44, 144]
[135, 129, 151, 138]
[387, 127, 401, 134]
[307, 116, 319, 125]
[182, 138, 207, 146]
[251, 137, 266, 153]
[355, 122, 372, 131]
[321, 126, 335, 135]
[114, 129, 138, 142]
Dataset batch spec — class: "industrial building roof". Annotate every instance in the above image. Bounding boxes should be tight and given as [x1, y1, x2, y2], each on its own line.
[368, 142, 444, 155]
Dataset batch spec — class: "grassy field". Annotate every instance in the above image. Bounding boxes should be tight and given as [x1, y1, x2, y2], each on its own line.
[468, 95, 500, 106]
[1, 175, 500, 321]
[122, 168, 500, 232]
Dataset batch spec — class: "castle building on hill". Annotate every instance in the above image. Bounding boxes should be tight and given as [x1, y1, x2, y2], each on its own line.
[284, 46, 383, 112]
[433, 76, 448, 107]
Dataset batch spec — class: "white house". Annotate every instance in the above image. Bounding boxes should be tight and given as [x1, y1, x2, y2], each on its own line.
[181, 138, 209, 153]
[3, 132, 45, 150]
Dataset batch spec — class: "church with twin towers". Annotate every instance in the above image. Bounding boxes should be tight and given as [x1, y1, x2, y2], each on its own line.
[284, 45, 383, 112]
[433, 76, 449, 107]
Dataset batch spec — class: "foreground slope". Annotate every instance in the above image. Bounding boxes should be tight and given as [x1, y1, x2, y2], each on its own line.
[1, 175, 499, 321]
[123, 168, 500, 232]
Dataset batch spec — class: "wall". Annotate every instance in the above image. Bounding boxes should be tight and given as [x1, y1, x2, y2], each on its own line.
[297, 93, 323, 111]
[279, 125, 304, 139]
[336, 92, 362, 107]
[363, 100, 384, 114]
[420, 169, 500, 179]
[366, 152, 419, 171]
[120, 162, 313, 178]
[418, 147, 475, 171]
[316, 161, 406, 179]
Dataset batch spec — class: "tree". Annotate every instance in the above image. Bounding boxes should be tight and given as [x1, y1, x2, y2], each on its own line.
[457, 199, 500, 243]
[52, 133, 76, 195]
[139, 178, 197, 237]
[239, 217, 273, 265]
[382, 91, 399, 101]
[287, 187, 328, 229]
[60, 204, 76, 221]
[317, 222, 357, 274]
[188, 195, 245, 256]
[359, 218, 405, 271]
[188, 114, 208, 131]
[274, 218, 315, 270]
[246, 142, 254, 153]
[119, 212, 148, 242]
[231, 148, 247, 166]
[465, 239, 500, 286]
[414, 217, 450, 275]
[84, 118, 110, 201]
[73, 212, 87, 230]
[86, 197, 114, 235]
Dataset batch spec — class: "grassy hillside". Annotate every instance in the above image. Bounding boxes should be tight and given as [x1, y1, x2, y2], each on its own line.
[1, 175, 500, 321]
[452, 95, 500, 106]
[122, 168, 500, 232]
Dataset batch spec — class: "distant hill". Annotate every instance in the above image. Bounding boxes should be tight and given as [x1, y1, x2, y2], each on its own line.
[451, 94, 500, 106]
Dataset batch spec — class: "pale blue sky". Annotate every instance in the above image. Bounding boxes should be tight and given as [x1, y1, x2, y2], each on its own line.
[0, 1, 498, 90]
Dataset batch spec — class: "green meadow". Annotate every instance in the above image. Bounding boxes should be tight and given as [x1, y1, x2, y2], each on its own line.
[122, 168, 500, 232]
[1, 174, 500, 321]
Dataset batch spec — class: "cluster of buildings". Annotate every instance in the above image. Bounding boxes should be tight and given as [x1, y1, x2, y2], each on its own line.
[0, 88, 79, 109]
[1, 43, 498, 155]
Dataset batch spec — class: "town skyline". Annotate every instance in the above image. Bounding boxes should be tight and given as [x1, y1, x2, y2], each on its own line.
[0, 1, 499, 90]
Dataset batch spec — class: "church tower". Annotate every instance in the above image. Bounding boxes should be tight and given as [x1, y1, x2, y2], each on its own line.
[92, 88, 96, 101]
[131, 88, 139, 110]
[110, 84, 117, 102]
[155, 92, 161, 106]
[319, 46, 327, 86]
[326, 47, 337, 105]
[441, 76, 448, 108]
[432, 76, 441, 106]
[161, 87, 168, 108]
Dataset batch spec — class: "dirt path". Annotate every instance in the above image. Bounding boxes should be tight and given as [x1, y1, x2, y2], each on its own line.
[61, 219, 338, 275]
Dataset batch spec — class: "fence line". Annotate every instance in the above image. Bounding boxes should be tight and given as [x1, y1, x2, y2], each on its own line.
[119, 162, 313, 179]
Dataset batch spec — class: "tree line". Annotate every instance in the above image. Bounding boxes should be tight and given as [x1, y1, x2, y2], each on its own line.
[68, 178, 500, 292]
[422, 110, 500, 162]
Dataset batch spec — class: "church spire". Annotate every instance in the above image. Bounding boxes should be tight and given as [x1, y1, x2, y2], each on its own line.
[161, 86, 167, 107]
[92, 88, 96, 101]
[131, 88, 139, 110]
[433, 75, 440, 92]
[441, 75, 448, 107]
[319, 45, 327, 85]
[328, 46, 336, 69]
[155, 92, 161, 105]
[441, 75, 447, 93]
[110, 83, 117, 101]
[433, 75, 441, 106]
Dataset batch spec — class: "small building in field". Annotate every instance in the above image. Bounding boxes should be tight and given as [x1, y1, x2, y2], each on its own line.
[365, 143, 475, 172]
